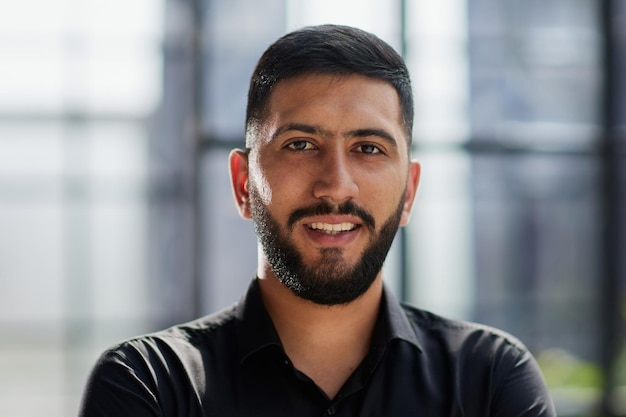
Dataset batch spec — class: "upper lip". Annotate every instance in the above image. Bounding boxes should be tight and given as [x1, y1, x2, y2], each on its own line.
[303, 215, 363, 226]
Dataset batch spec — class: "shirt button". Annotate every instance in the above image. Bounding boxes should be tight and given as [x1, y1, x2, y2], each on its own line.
[327, 406, 336, 415]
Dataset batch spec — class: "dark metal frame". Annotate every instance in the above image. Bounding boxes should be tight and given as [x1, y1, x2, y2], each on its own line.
[599, 0, 623, 415]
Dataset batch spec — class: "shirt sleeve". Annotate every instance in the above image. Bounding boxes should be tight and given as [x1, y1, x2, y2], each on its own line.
[78, 345, 163, 417]
[490, 347, 557, 417]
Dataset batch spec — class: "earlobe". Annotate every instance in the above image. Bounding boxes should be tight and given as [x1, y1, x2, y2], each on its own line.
[229, 149, 252, 219]
[400, 160, 421, 226]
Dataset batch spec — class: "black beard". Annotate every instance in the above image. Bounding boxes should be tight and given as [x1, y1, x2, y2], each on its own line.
[249, 187, 405, 305]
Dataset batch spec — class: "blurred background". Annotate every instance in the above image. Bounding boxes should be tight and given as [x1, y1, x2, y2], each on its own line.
[0, 0, 625, 416]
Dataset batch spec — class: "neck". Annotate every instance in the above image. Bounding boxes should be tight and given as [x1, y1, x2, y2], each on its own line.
[257, 268, 383, 399]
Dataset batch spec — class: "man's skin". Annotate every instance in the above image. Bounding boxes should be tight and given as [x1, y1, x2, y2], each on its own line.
[229, 72, 421, 399]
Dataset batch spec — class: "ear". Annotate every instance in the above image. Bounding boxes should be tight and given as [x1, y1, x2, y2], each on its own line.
[399, 160, 421, 226]
[229, 149, 252, 219]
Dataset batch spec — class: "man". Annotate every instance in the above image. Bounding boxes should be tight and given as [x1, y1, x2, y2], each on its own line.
[79, 24, 556, 416]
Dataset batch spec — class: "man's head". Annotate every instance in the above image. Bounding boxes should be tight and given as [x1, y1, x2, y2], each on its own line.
[230, 25, 420, 306]
[245, 24, 414, 150]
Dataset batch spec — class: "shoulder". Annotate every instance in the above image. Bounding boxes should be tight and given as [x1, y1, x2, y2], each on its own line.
[99, 303, 240, 370]
[84, 304, 240, 407]
[398, 304, 556, 415]
[80, 306, 241, 416]
[399, 303, 530, 362]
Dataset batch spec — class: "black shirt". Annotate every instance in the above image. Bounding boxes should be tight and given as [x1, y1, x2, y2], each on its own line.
[79, 279, 556, 417]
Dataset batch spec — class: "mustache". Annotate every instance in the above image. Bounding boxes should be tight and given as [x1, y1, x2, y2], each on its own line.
[287, 200, 376, 231]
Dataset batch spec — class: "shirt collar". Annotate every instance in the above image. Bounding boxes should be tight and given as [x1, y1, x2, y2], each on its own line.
[235, 278, 283, 363]
[235, 278, 423, 363]
[377, 285, 423, 352]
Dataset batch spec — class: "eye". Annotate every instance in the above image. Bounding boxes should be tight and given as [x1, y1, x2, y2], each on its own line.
[286, 140, 316, 151]
[357, 143, 382, 154]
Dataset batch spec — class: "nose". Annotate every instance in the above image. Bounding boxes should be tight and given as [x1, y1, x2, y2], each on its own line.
[312, 149, 359, 204]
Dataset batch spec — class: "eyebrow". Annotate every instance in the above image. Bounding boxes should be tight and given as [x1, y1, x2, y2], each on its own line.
[271, 123, 398, 148]
[345, 128, 398, 148]
[271, 123, 322, 141]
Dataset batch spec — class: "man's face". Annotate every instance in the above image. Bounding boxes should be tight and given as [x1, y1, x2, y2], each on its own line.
[232, 73, 420, 305]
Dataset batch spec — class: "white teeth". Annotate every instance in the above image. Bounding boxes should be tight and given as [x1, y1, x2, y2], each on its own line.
[308, 222, 356, 234]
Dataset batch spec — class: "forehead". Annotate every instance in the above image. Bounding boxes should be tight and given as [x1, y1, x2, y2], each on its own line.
[269, 72, 399, 111]
[260, 73, 406, 142]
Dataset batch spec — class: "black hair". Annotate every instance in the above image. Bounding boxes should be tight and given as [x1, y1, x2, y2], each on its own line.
[245, 24, 413, 147]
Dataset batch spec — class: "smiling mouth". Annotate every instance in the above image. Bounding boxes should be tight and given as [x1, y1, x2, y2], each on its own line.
[306, 222, 359, 235]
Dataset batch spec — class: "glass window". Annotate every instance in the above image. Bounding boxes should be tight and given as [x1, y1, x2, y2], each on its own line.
[0, 2, 163, 416]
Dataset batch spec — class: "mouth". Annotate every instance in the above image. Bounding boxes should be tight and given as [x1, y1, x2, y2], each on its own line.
[306, 222, 360, 235]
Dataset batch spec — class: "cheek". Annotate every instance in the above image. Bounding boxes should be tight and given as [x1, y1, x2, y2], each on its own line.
[369, 174, 407, 218]
[363, 168, 404, 198]
[248, 162, 273, 206]
[255, 153, 310, 205]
